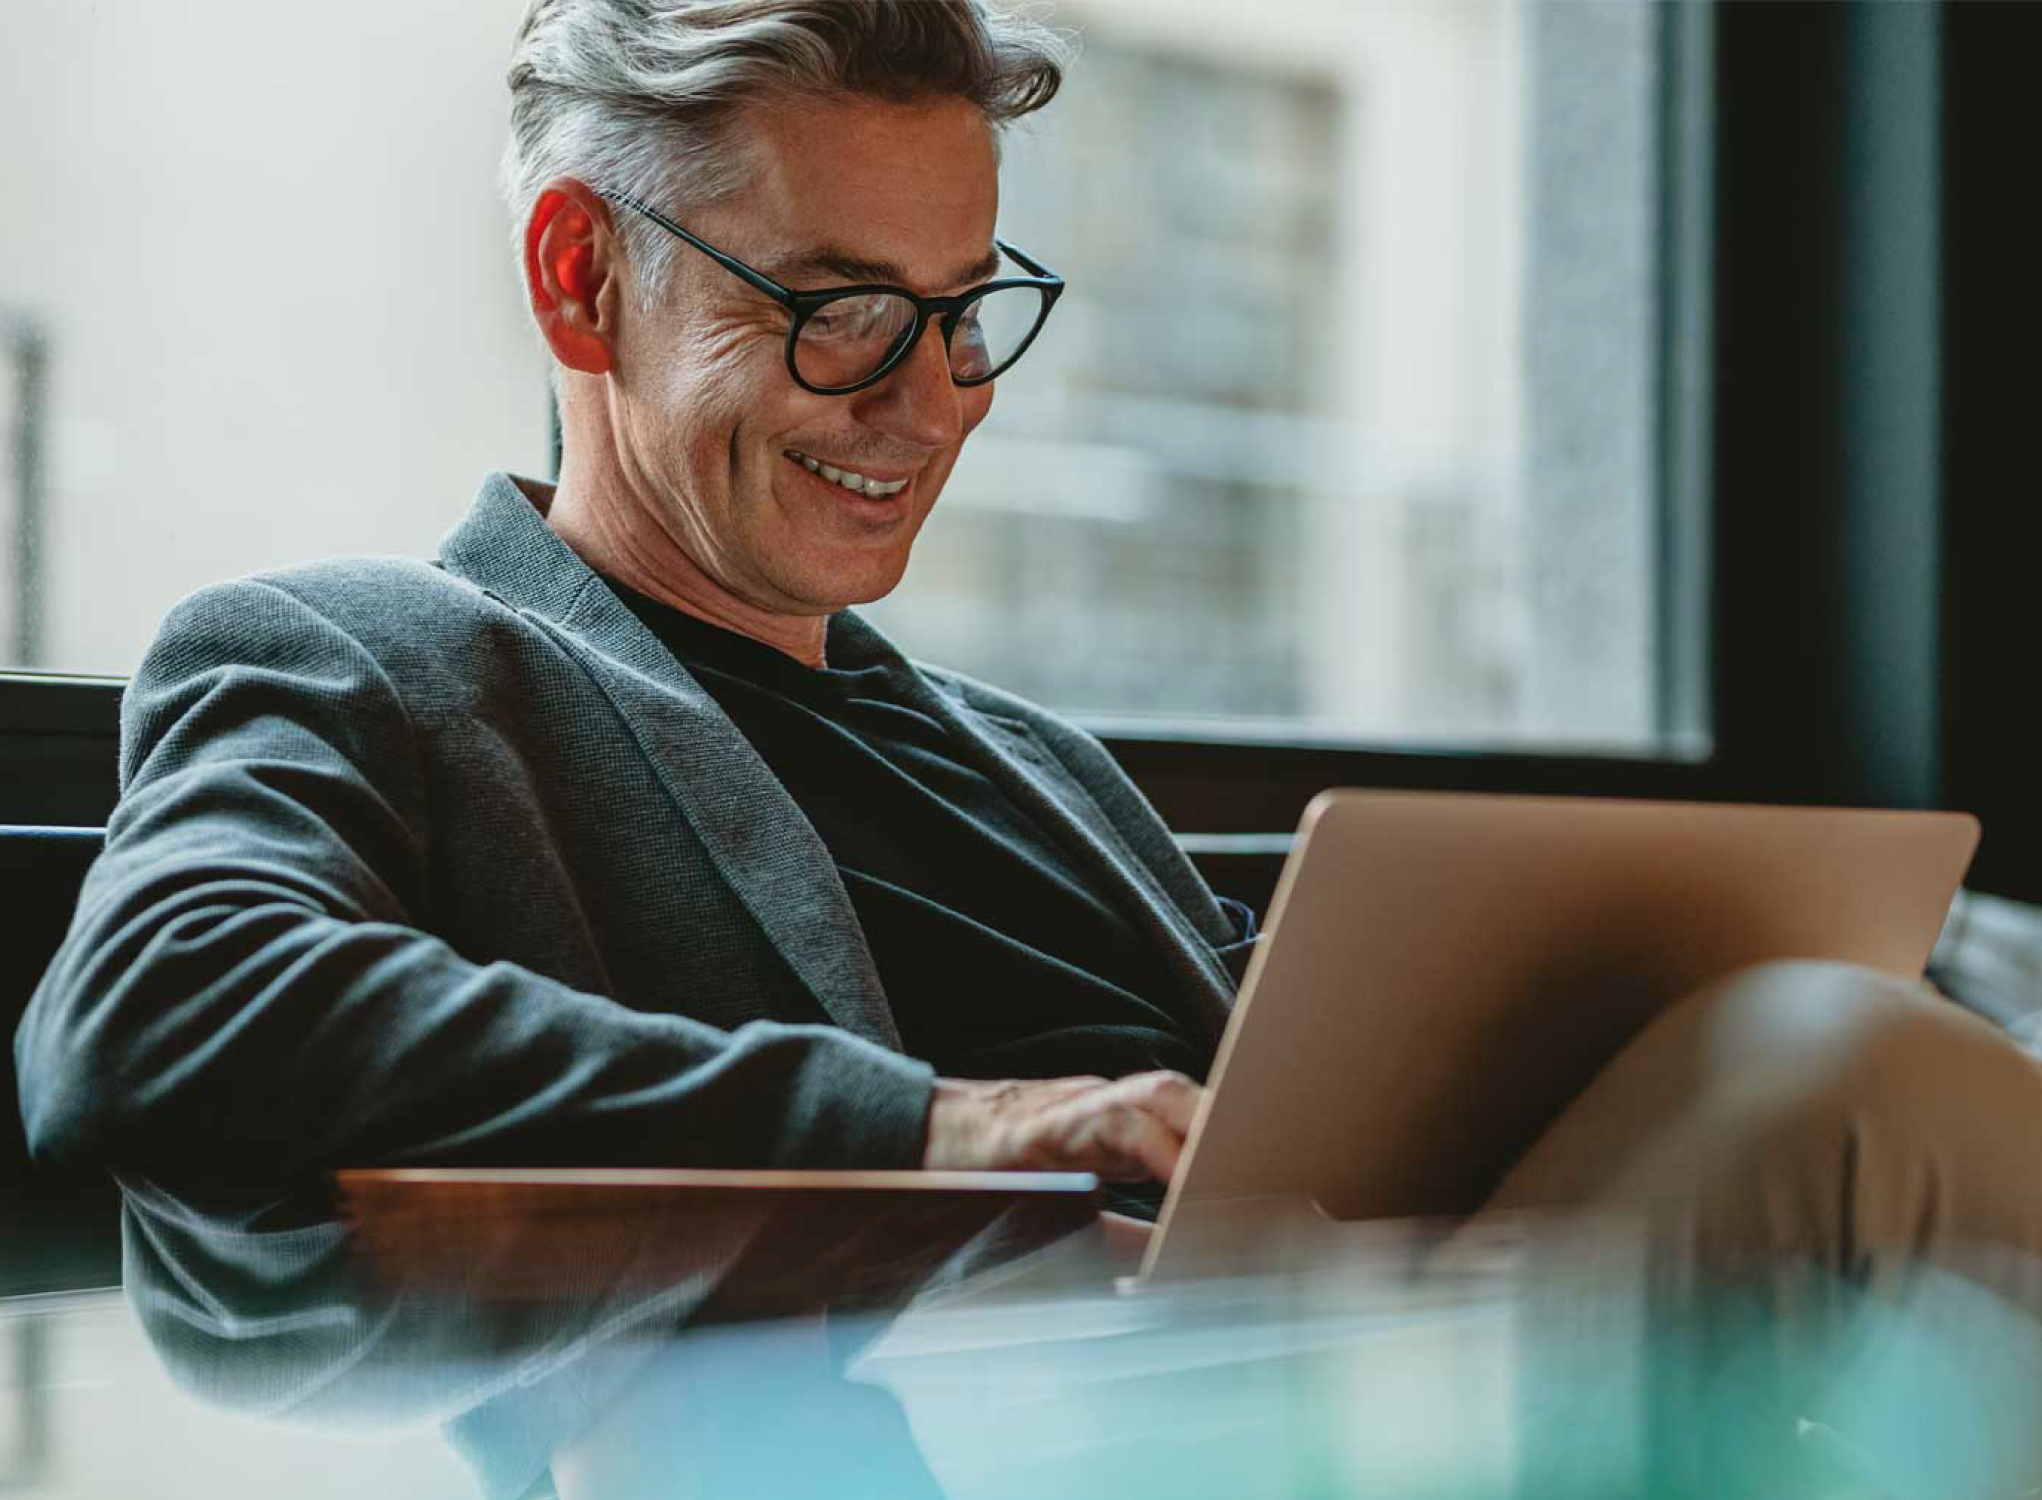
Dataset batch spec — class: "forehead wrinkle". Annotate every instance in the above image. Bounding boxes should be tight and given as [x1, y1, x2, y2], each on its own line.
[763, 243, 1005, 294]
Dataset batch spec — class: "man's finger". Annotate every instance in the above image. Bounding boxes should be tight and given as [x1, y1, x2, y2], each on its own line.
[1096, 1103, 1183, 1185]
[1124, 1070, 1203, 1136]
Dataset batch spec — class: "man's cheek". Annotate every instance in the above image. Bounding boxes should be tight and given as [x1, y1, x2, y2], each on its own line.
[963, 380, 996, 434]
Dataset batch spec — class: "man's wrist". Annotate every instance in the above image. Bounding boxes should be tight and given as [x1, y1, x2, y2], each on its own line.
[921, 1076, 990, 1170]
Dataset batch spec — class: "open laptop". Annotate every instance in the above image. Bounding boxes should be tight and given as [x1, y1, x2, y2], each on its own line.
[1136, 790, 1980, 1283]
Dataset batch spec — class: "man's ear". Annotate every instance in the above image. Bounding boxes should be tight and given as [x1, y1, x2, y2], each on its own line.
[523, 178, 618, 377]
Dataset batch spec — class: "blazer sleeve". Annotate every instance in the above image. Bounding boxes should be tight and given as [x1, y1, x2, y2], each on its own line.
[13, 578, 934, 1190]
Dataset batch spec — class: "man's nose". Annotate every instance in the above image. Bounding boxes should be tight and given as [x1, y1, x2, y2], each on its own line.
[850, 316, 967, 450]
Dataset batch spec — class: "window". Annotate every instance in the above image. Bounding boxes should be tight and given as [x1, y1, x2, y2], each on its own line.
[870, 2, 1680, 750]
[1, 0, 1693, 757]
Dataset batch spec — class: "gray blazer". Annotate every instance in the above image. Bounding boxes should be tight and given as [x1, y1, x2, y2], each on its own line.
[16, 472, 1248, 1189]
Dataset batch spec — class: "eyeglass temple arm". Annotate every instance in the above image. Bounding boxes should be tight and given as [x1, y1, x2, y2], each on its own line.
[995, 238, 1062, 285]
[599, 187, 1059, 300]
[594, 189, 796, 303]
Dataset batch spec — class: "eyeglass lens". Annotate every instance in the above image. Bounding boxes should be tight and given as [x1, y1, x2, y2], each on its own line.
[793, 284, 1048, 389]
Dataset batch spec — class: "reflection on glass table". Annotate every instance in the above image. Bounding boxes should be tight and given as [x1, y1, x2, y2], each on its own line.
[7, 1172, 2042, 1500]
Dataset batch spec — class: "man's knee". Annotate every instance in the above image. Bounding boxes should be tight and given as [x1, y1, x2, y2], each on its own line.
[1493, 957, 2042, 1235]
[1674, 958, 2031, 1138]
[1636, 961, 2037, 1252]
[1672, 957, 1951, 1067]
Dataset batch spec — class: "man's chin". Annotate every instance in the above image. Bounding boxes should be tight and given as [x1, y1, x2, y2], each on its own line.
[833, 563, 911, 611]
[776, 548, 914, 614]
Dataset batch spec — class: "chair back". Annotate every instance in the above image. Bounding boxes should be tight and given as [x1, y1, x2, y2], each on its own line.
[1, 825, 120, 1290]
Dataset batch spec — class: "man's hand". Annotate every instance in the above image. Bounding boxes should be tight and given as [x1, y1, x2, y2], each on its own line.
[920, 1071, 1205, 1184]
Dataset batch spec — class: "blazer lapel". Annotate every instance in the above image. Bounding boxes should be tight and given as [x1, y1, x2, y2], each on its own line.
[436, 474, 899, 1047]
[831, 613, 1238, 1049]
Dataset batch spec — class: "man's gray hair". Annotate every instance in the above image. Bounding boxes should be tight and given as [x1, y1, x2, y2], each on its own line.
[501, 0, 1072, 318]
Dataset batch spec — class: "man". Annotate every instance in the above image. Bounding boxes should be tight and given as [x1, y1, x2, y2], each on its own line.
[17, 0, 2042, 1351]
[16, 0, 1233, 1217]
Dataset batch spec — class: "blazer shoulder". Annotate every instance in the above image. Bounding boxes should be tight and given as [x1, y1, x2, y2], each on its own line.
[245, 554, 502, 629]
[133, 557, 559, 748]
[150, 555, 534, 667]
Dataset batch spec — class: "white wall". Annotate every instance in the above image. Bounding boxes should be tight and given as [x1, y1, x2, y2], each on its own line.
[0, 0, 549, 674]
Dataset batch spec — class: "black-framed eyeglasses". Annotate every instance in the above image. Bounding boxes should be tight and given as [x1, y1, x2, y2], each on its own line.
[596, 189, 1065, 396]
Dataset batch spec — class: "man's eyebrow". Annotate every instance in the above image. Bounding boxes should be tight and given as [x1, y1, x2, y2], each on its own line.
[762, 244, 1005, 292]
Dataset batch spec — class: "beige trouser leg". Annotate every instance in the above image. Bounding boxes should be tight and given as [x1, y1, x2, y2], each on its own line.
[1482, 959, 2042, 1498]
[1490, 958, 2042, 1265]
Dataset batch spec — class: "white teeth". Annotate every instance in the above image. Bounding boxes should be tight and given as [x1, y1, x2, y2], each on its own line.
[784, 450, 909, 498]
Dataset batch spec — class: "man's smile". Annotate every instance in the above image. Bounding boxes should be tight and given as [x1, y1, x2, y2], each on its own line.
[775, 444, 914, 510]
[782, 447, 915, 499]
